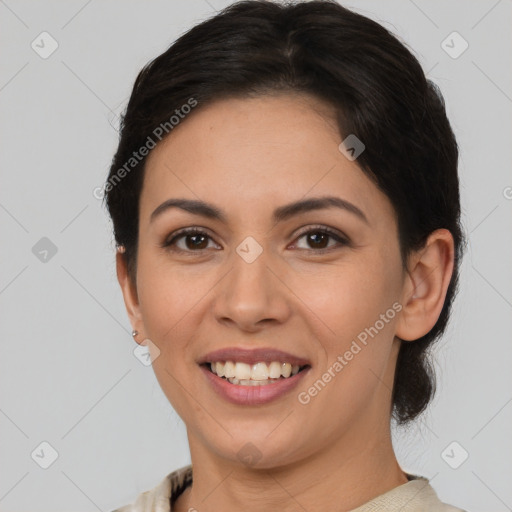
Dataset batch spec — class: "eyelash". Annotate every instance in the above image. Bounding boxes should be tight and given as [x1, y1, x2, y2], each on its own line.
[161, 225, 350, 255]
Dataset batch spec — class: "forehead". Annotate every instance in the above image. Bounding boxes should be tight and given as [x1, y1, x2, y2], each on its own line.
[141, 94, 395, 228]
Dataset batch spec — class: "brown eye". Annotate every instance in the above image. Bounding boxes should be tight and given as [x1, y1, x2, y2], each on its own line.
[183, 233, 209, 250]
[162, 228, 219, 252]
[305, 231, 330, 249]
[293, 226, 349, 252]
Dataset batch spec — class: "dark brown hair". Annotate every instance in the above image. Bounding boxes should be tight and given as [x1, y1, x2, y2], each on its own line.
[104, 0, 466, 425]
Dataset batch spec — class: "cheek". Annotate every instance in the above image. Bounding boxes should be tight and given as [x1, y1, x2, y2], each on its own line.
[135, 257, 208, 418]
[135, 252, 205, 351]
[294, 252, 401, 344]
[297, 259, 402, 423]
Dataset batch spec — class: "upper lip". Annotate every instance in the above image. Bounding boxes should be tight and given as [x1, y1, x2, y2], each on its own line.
[197, 347, 311, 367]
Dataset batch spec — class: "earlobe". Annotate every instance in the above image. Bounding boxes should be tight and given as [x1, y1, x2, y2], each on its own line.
[116, 247, 144, 343]
[395, 229, 455, 342]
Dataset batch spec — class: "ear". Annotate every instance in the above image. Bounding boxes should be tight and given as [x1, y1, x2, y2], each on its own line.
[395, 229, 455, 342]
[116, 247, 144, 345]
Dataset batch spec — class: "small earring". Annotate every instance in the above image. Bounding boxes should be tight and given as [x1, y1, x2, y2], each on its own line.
[132, 330, 139, 338]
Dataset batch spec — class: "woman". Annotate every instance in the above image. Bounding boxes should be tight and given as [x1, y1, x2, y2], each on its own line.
[105, 1, 467, 510]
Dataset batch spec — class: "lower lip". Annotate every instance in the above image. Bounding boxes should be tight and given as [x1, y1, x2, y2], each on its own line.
[200, 365, 311, 405]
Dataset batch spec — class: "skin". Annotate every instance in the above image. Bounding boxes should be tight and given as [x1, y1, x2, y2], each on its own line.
[117, 92, 454, 512]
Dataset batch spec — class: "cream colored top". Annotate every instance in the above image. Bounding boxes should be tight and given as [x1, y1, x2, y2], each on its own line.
[111, 465, 468, 512]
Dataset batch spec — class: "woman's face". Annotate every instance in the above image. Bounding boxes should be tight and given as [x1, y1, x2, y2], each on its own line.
[126, 93, 408, 467]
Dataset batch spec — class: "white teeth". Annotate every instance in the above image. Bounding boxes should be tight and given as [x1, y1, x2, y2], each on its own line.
[215, 362, 225, 377]
[269, 361, 282, 378]
[235, 362, 252, 380]
[208, 360, 305, 383]
[224, 361, 236, 378]
[251, 362, 269, 380]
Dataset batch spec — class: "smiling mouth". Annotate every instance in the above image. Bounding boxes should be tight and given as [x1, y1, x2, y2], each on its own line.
[201, 361, 311, 386]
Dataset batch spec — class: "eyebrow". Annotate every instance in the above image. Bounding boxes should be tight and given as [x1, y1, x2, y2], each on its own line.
[150, 195, 369, 225]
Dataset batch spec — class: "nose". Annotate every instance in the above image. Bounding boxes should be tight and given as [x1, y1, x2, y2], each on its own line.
[211, 246, 291, 332]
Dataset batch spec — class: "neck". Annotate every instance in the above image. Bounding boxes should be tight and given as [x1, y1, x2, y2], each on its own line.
[174, 418, 408, 512]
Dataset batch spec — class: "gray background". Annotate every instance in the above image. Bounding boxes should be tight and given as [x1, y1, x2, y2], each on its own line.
[1, 1, 511, 511]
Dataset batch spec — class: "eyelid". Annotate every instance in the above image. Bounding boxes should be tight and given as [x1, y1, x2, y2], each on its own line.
[292, 224, 348, 240]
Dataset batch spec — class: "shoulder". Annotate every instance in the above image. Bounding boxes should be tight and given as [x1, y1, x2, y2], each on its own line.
[349, 474, 468, 512]
[393, 476, 468, 512]
[110, 465, 193, 512]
